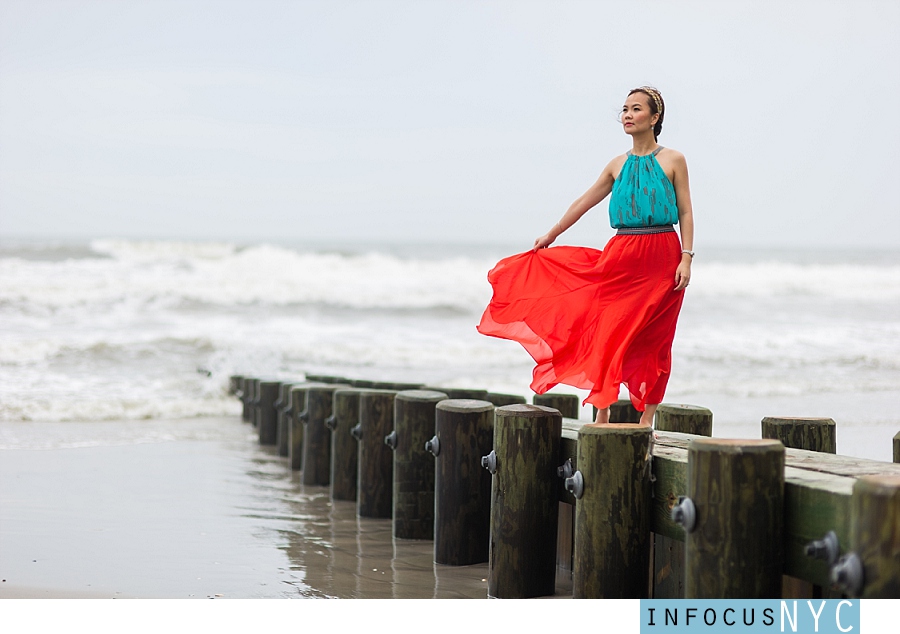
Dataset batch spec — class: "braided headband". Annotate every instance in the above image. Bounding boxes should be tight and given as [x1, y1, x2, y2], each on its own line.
[636, 86, 663, 116]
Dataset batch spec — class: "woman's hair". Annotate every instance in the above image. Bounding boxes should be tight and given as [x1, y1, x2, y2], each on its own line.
[628, 86, 665, 139]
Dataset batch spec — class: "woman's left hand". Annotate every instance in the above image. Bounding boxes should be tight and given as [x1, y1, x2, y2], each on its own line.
[674, 258, 692, 291]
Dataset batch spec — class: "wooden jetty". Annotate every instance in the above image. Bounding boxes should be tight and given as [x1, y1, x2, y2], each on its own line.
[230, 373, 900, 599]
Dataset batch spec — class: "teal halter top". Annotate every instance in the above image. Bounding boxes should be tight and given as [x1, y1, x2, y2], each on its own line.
[608, 146, 678, 228]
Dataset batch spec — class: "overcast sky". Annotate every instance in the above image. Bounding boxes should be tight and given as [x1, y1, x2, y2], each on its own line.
[1, 0, 898, 249]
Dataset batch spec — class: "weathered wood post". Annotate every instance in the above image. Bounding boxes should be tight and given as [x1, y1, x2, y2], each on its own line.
[300, 385, 346, 486]
[246, 378, 259, 426]
[656, 404, 713, 436]
[257, 380, 280, 445]
[424, 387, 489, 401]
[327, 388, 361, 501]
[486, 404, 562, 598]
[252, 378, 263, 427]
[592, 399, 642, 423]
[762, 417, 836, 454]
[533, 393, 579, 419]
[762, 416, 836, 598]
[485, 393, 526, 407]
[275, 382, 297, 457]
[356, 389, 398, 518]
[430, 399, 494, 565]
[239, 376, 251, 421]
[652, 404, 713, 599]
[571, 425, 653, 598]
[373, 381, 423, 391]
[389, 389, 448, 540]
[839, 475, 900, 598]
[288, 385, 313, 471]
[679, 438, 785, 598]
[892, 432, 899, 463]
[305, 374, 348, 384]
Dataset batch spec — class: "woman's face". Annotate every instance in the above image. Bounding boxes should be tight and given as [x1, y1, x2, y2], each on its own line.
[621, 93, 657, 136]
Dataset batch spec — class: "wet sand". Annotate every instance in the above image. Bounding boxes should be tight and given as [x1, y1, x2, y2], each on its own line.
[0, 417, 572, 599]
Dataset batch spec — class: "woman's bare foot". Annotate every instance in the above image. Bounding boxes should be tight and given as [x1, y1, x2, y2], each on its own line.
[584, 407, 611, 427]
[639, 403, 659, 428]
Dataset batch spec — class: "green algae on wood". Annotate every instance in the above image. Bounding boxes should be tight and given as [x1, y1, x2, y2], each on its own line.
[685, 438, 785, 599]
[652, 404, 712, 599]
[656, 404, 713, 437]
[762, 416, 836, 598]
[852, 474, 900, 598]
[762, 417, 836, 454]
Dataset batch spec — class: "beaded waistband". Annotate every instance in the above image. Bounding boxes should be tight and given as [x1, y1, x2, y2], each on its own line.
[616, 225, 675, 235]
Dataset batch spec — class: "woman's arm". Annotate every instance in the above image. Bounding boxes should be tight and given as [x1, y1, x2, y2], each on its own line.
[533, 157, 622, 251]
[671, 152, 693, 291]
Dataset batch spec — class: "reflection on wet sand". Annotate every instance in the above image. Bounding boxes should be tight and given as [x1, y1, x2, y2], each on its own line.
[243, 435, 571, 598]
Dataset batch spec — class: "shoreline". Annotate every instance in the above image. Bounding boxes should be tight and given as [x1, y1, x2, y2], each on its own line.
[2, 408, 897, 599]
[0, 417, 524, 599]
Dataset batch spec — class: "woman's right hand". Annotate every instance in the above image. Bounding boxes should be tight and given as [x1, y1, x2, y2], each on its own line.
[533, 232, 556, 252]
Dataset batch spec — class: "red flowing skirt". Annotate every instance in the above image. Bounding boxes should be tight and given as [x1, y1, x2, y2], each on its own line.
[476, 232, 685, 411]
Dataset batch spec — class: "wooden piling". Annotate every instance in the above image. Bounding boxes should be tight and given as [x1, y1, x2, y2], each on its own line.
[851, 475, 900, 598]
[424, 387, 489, 401]
[240, 377, 252, 421]
[656, 404, 713, 436]
[533, 393, 579, 419]
[652, 403, 713, 599]
[250, 378, 262, 429]
[257, 380, 280, 445]
[432, 399, 494, 565]
[247, 378, 260, 426]
[391, 390, 448, 540]
[762, 416, 837, 598]
[301, 385, 346, 485]
[357, 389, 398, 518]
[485, 393, 526, 407]
[288, 385, 312, 471]
[327, 388, 361, 501]
[892, 431, 899, 464]
[372, 381, 423, 391]
[275, 382, 296, 457]
[762, 417, 836, 454]
[304, 374, 348, 384]
[573, 424, 653, 598]
[488, 404, 562, 598]
[685, 438, 785, 598]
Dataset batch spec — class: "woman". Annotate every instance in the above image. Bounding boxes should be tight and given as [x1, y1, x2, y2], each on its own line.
[477, 86, 694, 426]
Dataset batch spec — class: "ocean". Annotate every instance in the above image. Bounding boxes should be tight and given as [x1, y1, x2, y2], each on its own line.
[1, 238, 898, 461]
